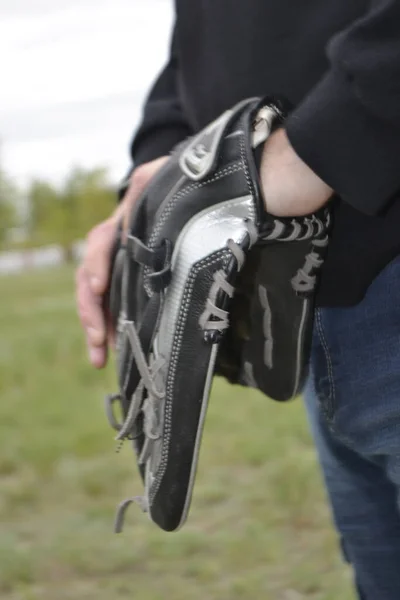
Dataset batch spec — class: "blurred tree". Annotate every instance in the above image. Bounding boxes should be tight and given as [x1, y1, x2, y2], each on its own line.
[27, 167, 115, 260]
[66, 166, 116, 233]
[0, 165, 18, 248]
[28, 180, 60, 244]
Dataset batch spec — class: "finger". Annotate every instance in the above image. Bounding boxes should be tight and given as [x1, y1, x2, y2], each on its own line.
[120, 170, 146, 241]
[122, 157, 169, 237]
[88, 343, 107, 370]
[76, 267, 106, 345]
[83, 218, 117, 296]
[106, 311, 116, 350]
[76, 266, 108, 368]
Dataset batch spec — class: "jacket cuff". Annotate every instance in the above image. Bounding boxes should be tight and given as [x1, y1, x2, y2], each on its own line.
[286, 69, 400, 215]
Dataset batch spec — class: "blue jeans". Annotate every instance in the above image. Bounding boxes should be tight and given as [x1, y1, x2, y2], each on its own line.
[304, 255, 400, 600]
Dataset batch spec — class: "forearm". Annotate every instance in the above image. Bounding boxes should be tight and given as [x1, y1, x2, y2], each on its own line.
[260, 128, 333, 217]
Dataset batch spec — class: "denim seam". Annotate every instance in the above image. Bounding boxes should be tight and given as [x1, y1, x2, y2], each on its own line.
[315, 309, 336, 415]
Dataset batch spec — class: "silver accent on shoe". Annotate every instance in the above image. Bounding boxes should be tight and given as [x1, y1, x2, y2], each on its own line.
[180, 99, 260, 181]
[155, 195, 256, 361]
[252, 106, 276, 148]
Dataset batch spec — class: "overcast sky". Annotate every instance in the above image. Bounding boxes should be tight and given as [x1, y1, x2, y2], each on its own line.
[0, 0, 173, 187]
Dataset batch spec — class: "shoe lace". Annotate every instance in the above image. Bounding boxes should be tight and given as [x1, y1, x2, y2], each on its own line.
[105, 318, 166, 532]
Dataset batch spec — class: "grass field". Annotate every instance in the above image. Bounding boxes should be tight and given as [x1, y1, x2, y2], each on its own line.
[0, 267, 355, 600]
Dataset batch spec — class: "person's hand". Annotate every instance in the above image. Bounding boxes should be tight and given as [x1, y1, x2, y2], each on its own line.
[76, 156, 168, 369]
[260, 128, 333, 216]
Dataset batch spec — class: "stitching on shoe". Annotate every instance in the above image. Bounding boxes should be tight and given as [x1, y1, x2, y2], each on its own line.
[149, 162, 243, 248]
[239, 132, 254, 198]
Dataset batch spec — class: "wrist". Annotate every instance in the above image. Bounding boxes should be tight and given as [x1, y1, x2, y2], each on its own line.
[260, 128, 333, 217]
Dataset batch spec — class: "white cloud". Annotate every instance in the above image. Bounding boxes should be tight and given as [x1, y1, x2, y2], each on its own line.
[0, 0, 174, 185]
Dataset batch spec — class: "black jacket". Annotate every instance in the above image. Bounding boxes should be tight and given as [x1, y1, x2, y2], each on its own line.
[129, 0, 400, 306]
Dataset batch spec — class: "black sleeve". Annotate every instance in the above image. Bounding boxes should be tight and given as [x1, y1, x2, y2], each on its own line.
[285, 0, 400, 215]
[130, 25, 193, 167]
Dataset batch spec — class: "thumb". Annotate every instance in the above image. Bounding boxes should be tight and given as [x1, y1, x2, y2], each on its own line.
[122, 157, 169, 236]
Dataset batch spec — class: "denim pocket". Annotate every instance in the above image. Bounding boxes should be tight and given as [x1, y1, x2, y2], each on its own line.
[312, 308, 336, 422]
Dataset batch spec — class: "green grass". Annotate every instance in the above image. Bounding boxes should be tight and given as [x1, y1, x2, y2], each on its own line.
[0, 266, 355, 599]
